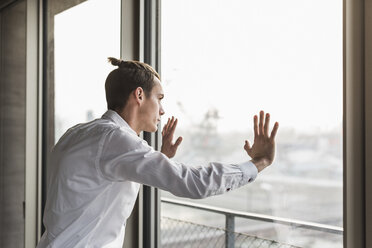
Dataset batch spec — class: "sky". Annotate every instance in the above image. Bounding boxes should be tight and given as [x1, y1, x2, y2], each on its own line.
[161, 0, 342, 134]
[54, 0, 342, 138]
[54, 0, 120, 139]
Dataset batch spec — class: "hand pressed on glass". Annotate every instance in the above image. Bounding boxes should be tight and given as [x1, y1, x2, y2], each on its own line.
[160, 116, 183, 158]
[244, 110, 279, 172]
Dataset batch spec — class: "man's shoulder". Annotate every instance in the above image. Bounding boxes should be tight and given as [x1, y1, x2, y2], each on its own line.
[106, 125, 144, 146]
[101, 125, 153, 155]
[56, 118, 148, 152]
[55, 118, 118, 146]
[67, 119, 115, 136]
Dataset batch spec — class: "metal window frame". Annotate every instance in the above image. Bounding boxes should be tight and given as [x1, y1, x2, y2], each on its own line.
[25, 0, 43, 246]
[344, 0, 372, 247]
[140, 1, 161, 247]
[120, 1, 141, 247]
[365, 1, 372, 247]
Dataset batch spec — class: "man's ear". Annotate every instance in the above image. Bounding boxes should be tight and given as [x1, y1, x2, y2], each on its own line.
[134, 87, 144, 105]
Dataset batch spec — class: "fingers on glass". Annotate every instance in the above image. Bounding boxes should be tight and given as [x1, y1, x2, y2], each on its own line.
[168, 117, 174, 127]
[170, 118, 178, 133]
[254, 115, 259, 136]
[175, 136, 183, 146]
[164, 116, 177, 137]
[270, 122, 279, 141]
[244, 140, 251, 150]
[162, 117, 170, 136]
[264, 113, 270, 137]
[256, 111, 275, 139]
[259, 110, 264, 135]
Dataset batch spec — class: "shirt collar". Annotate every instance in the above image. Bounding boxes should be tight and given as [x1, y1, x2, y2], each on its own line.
[101, 110, 138, 136]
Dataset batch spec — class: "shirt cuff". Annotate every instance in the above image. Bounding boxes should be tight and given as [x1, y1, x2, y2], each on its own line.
[237, 160, 258, 183]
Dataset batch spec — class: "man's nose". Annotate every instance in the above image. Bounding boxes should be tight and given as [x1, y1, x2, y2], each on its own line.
[159, 106, 165, 116]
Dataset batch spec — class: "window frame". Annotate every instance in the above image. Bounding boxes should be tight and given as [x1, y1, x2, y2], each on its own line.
[140, 0, 162, 248]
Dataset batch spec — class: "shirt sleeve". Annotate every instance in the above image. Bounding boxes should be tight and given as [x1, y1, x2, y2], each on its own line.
[96, 128, 258, 199]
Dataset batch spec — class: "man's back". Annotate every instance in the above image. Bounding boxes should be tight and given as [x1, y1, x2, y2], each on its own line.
[37, 112, 141, 248]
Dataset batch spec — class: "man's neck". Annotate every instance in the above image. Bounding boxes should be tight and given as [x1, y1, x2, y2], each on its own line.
[116, 109, 141, 136]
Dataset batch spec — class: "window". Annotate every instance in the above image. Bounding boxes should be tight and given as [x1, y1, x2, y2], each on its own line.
[54, 0, 120, 141]
[160, 0, 343, 247]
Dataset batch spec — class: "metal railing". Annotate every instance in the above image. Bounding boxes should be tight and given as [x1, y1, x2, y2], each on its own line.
[161, 216, 300, 248]
[161, 197, 343, 248]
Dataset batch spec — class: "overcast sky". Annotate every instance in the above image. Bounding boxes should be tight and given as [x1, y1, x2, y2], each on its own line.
[161, 0, 342, 134]
[54, 0, 342, 138]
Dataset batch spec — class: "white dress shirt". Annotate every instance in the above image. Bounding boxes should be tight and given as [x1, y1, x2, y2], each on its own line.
[36, 110, 258, 248]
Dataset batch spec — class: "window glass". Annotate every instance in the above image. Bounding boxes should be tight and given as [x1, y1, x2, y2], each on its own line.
[160, 0, 342, 247]
[54, 0, 120, 141]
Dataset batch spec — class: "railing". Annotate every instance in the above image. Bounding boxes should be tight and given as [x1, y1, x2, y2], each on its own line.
[161, 216, 299, 248]
[161, 197, 343, 248]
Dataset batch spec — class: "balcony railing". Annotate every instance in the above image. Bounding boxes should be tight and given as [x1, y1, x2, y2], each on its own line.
[161, 197, 343, 248]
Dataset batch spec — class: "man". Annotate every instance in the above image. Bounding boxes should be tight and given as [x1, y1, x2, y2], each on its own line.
[37, 57, 279, 248]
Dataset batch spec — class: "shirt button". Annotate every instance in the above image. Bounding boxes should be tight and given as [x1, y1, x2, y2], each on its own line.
[226, 188, 231, 192]
[248, 178, 253, 182]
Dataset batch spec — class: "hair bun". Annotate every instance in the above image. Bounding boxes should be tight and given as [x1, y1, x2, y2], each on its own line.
[107, 57, 124, 67]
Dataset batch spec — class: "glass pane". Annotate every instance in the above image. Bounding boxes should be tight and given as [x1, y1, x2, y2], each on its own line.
[54, 0, 120, 142]
[160, 0, 342, 247]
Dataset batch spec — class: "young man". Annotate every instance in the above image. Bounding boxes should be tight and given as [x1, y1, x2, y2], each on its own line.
[37, 58, 279, 248]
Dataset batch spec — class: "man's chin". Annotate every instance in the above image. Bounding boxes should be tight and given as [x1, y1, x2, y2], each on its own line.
[145, 125, 158, 133]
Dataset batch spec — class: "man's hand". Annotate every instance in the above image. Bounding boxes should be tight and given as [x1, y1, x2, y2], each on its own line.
[244, 111, 279, 172]
[161, 116, 183, 158]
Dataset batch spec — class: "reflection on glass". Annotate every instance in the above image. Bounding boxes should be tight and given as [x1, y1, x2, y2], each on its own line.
[160, 0, 342, 247]
[54, 0, 120, 142]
